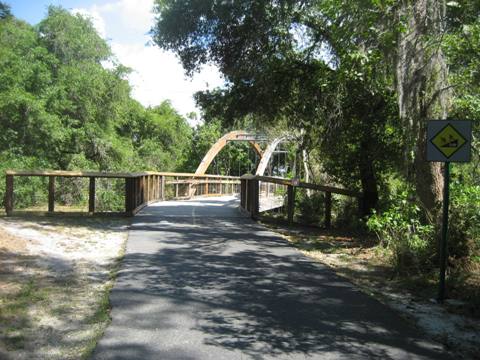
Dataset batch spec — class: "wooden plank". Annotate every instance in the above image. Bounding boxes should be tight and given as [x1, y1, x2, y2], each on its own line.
[325, 192, 332, 229]
[161, 175, 165, 201]
[165, 179, 240, 185]
[240, 174, 360, 197]
[132, 178, 138, 209]
[245, 179, 250, 211]
[48, 176, 55, 213]
[252, 179, 259, 219]
[149, 175, 153, 200]
[287, 185, 295, 224]
[5, 169, 241, 180]
[5, 175, 14, 216]
[89, 177, 95, 213]
[6, 170, 139, 178]
[146, 176, 150, 202]
[125, 178, 134, 215]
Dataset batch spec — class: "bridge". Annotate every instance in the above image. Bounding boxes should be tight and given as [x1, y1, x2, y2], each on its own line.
[2, 132, 450, 359]
[4, 130, 359, 223]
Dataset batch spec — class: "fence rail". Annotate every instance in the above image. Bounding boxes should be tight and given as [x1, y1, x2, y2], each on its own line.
[4, 170, 240, 216]
[240, 174, 362, 228]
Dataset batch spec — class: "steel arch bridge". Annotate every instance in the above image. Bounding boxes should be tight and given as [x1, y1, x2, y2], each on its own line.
[194, 130, 291, 176]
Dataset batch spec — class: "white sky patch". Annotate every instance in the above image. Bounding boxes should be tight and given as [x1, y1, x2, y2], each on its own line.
[112, 43, 223, 121]
[98, 0, 155, 33]
[71, 7, 107, 38]
[71, 0, 224, 122]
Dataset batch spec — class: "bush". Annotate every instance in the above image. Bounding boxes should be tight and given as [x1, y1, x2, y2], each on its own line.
[296, 190, 324, 225]
[449, 182, 480, 260]
[334, 196, 365, 231]
[367, 191, 435, 273]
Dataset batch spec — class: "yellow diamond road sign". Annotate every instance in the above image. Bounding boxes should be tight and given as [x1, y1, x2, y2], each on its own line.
[427, 120, 472, 162]
[431, 124, 466, 158]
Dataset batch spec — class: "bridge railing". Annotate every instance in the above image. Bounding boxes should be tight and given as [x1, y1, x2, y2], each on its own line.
[240, 174, 361, 228]
[4, 170, 240, 216]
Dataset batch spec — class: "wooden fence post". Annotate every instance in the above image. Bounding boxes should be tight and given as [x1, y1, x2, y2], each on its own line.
[5, 175, 13, 216]
[161, 175, 165, 200]
[287, 185, 295, 224]
[252, 179, 259, 219]
[89, 177, 95, 214]
[325, 192, 332, 229]
[175, 177, 179, 198]
[125, 178, 134, 216]
[146, 176, 150, 202]
[240, 179, 246, 209]
[48, 176, 55, 213]
[133, 177, 137, 208]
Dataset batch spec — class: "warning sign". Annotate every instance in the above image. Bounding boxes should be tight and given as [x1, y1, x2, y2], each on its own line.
[427, 121, 472, 162]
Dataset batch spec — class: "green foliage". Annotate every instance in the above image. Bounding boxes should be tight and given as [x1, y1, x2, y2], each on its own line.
[296, 191, 325, 225]
[367, 191, 435, 272]
[38, 6, 111, 64]
[181, 119, 256, 175]
[153, 0, 404, 216]
[0, 2, 11, 19]
[0, 8, 195, 210]
[449, 181, 480, 260]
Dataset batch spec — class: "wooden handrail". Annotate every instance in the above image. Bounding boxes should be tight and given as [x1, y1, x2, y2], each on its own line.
[4, 170, 241, 217]
[241, 174, 360, 197]
[240, 174, 362, 228]
[6, 169, 240, 180]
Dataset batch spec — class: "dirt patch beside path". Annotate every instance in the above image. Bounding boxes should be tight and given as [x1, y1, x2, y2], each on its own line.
[0, 216, 129, 360]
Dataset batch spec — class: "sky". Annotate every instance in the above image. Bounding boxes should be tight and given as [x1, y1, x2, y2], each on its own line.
[8, 0, 224, 124]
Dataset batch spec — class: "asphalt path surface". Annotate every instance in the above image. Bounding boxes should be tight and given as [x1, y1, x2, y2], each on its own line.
[92, 196, 450, 360]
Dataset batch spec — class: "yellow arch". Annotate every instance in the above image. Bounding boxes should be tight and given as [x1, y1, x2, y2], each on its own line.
[195, 130, 263, 175]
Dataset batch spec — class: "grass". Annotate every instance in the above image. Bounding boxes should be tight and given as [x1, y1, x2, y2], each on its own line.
[0, 215, 130, 359]
[0, 279, 50, 350]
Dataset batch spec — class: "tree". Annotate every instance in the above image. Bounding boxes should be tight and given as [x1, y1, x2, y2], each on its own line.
[152, 0, 402, 215]
[38, 6, 110, 64]
[0, 1, 11, 19]
[394, 0, 451, 222]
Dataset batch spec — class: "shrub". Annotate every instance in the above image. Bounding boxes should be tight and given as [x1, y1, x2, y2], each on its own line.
[449, 182, 480, 260]
[296, 190, 324, 225]
[367, 191, 435, 273]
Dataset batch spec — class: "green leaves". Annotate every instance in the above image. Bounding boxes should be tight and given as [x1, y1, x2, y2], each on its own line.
[0, 6, 195, 209]
[38, 6, 110, 64]
[367, 191, 435, 272]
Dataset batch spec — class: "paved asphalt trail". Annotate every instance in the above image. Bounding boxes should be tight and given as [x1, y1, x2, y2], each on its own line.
[93, 196, 450, 360]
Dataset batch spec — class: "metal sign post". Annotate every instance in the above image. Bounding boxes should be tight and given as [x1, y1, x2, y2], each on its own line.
[438, 161, 450, 302]
[427, 120, 472, 302]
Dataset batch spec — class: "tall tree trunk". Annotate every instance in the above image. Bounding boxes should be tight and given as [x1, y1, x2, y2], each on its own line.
[395, 0, 450, 222]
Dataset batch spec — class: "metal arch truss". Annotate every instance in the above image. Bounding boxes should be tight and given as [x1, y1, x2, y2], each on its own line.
[255, 135, 291, 176]
[194, 130, 263, 175]
[195, 130, 292, 177]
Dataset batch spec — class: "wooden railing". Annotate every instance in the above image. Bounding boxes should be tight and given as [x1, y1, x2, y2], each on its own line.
[240, 174, 362, 228]
[4, 170, 240, 216]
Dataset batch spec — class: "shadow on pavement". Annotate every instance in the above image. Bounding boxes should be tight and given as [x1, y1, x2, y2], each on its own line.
[93, 197, 450, 360]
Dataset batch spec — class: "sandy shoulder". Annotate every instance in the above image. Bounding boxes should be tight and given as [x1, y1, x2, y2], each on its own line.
[0, 216, 129, 360]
